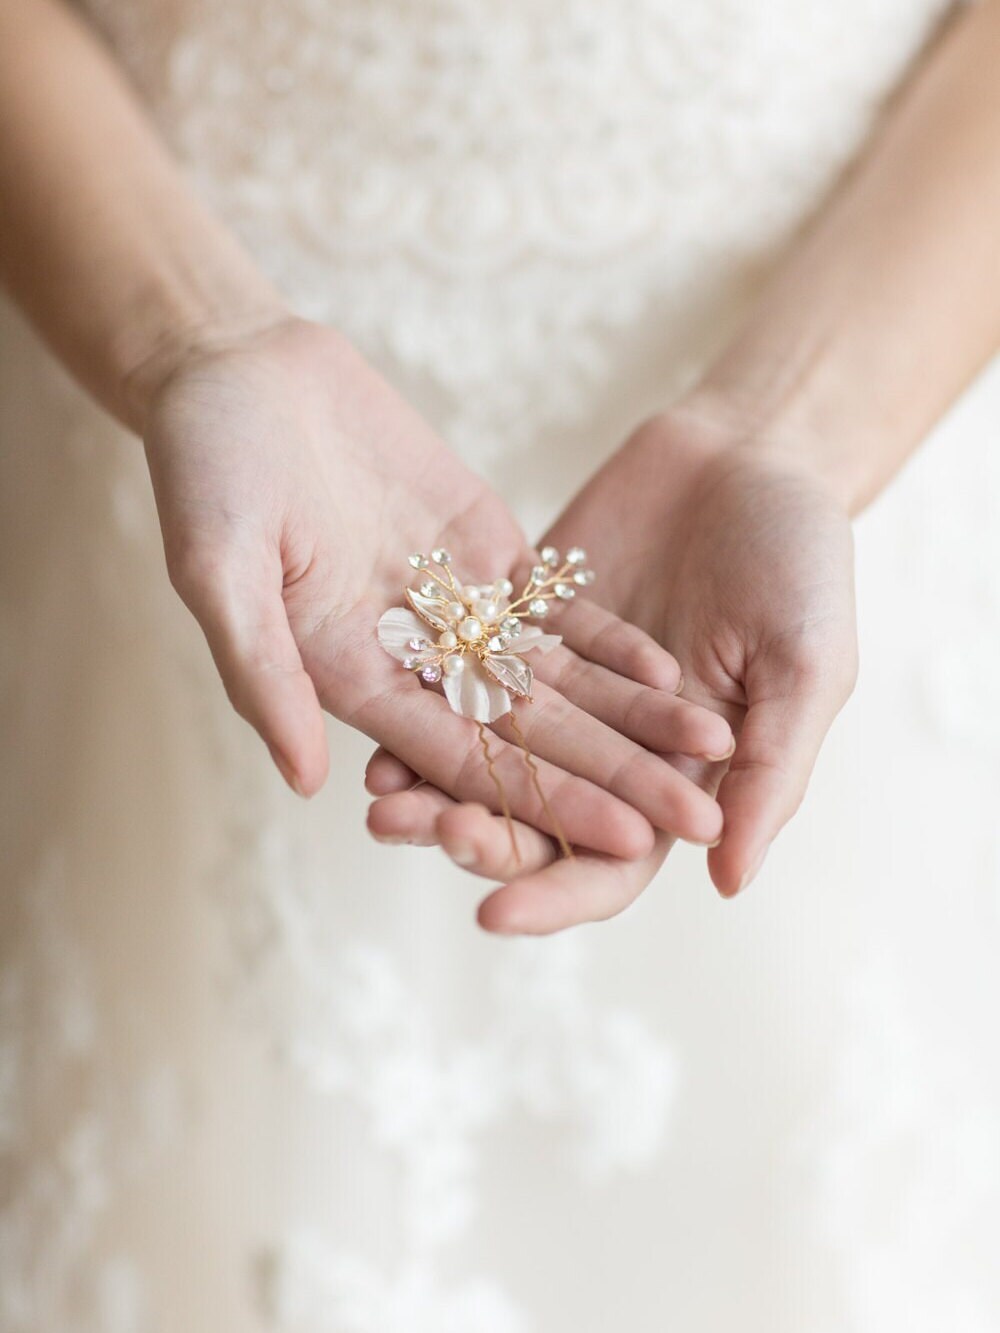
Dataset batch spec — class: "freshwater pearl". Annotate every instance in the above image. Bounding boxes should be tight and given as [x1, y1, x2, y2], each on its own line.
[442, 654, 465, 677]
[438, 630, 458, 649]
[458, 616, 483, 642]
[447, 601, 465, 619]
[494, 578, 514, 598]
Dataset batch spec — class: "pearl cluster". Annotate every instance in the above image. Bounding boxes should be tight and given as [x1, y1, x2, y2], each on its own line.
[400, 544, 595, 683]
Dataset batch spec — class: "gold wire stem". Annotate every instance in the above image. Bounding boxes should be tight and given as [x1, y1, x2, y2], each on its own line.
[477, 721, 520, 866]
[507, 709, 574, 860]
[503, 562, 574, 616]
[417, 568, 457, 601]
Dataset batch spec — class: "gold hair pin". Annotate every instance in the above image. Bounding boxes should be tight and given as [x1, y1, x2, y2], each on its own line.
[377, 545, 596, 862]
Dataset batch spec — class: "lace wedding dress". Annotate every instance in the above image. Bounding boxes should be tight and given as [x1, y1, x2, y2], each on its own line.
[4, 3, 1000, 1330]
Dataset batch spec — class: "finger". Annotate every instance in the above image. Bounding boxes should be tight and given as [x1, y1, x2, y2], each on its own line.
[494, 679, 724, 847]
[708, 649, 856, 897]
[172, 549, 329, 796]
[366, 784, 458, 845]
[336, 655, 657, 860]
[477, 833, 672, 935]
[367, 788, 558, 876]
[364, 746, 420, 795]
[553, 597, 682, 692]
[536, 646, 734, 761]
[437, 802, 557, 878]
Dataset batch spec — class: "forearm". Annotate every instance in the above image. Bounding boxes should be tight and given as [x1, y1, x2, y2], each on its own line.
[691, 0, 1000, 515]
[0, 0, 284, 432]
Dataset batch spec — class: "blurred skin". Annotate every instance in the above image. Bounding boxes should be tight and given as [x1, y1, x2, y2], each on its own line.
[366, 1, 1000, 929]
[2, 2, 1000, 928]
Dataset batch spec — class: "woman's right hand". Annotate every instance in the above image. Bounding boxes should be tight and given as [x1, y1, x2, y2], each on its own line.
[138, 317, 732, 858]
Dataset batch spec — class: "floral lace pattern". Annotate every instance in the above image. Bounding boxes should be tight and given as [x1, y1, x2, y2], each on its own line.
[79, 0, 950, 466]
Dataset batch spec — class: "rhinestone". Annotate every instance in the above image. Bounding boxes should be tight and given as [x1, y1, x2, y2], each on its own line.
[442, 654, 465, 677]
[403, 656, 421, 670]
[408, 636, 430, 651]
[573, 568, 595, 586]
[530, 565, 548, 585]
[488, 632, 513, 651]
[528, 598, 549, 618]
[501, 616, 521, 636]
[494, 577, 513, 598]
[431, 547, 452, 564]
[408, 553, 429, 569]
[438, 630, 458, 649]
[419, 581, 437, 597]
[554, 583, 575, 600]
[420, 663, 442, 684]
[540, 546, 560, 567]
[566, 546, 586, 565]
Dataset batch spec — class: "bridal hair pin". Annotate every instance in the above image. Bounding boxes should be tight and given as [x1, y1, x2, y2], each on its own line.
[377, 545, 596, 863]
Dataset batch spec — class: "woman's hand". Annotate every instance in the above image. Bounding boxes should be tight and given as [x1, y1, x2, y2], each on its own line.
[366, 401, 858, 927]
[140, 319, 732, 857]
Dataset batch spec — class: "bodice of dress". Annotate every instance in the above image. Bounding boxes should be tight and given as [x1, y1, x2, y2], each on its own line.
[78, 0, 950, 474]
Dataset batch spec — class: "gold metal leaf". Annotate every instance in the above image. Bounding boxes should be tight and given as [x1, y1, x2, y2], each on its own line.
[405, 588, 451, 632]
[482, 653, 533, 699]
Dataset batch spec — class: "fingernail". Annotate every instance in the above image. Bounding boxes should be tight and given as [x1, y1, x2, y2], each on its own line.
[703, 738, 736, 762]
[269, 746, 308, 798]
[737, 844, 769, 894]
[449, 842, 477, 867]
[674, 672, 685, 695]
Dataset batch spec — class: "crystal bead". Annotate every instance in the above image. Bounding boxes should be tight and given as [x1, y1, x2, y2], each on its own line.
[554, 583, 575, 600]
[408, 636, 430, 651]
[419, 581, 437, 597]
[408, 553, 429, 569]
[431, 548, 452, 564]
[442, 654, 464, 677]
[530, 565, 548, 585]
[438, 630, 458, 649]
[528, 598, 549, 618]
[420, 663, 443, 684]
[573, 568, 596, 586]
[494, 577, 514, 598]
[540, 546, 560, 567]
[566, 546, 586, 565]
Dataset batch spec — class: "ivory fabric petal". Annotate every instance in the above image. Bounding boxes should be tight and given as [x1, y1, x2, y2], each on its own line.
[444, 655, 512, 722]
[515, 626, 562, 654]
[377, 607, 431, 660]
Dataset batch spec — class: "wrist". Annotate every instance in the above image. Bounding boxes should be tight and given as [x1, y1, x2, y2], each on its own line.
[118, 294, 293, 435]
[675, 375, 870, 518]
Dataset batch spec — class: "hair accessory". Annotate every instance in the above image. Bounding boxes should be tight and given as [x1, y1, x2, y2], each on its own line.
[377, 546, 596, 862]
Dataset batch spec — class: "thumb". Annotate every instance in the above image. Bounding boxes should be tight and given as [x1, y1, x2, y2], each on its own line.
[169, 545, 329, 796]
[708, 641, 857, 897]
